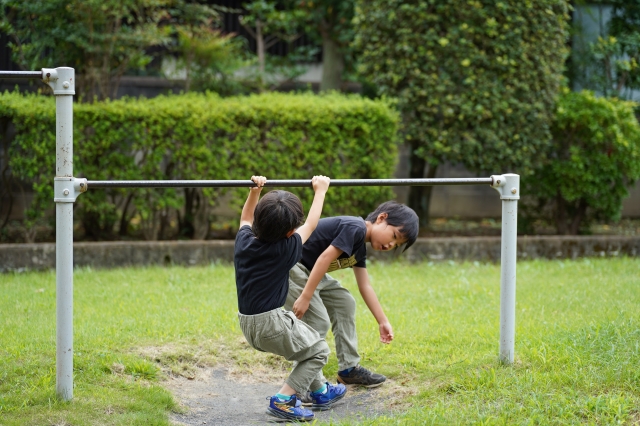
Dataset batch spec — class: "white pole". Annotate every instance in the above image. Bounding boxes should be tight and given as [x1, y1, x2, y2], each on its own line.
[491, 174, 519, 364]
[45, 67, 76, 400]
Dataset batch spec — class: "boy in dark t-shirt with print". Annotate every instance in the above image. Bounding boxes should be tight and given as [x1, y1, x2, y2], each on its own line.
[285, 201, 419, 399]
[234, 175, 346, 422]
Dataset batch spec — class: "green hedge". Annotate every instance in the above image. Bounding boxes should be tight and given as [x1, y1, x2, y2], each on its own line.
[1, 91, 399, 240]
[522, 89, 640, 234]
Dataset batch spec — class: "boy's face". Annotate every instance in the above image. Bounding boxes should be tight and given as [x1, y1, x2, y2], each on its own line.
[369, 213, 407, 251]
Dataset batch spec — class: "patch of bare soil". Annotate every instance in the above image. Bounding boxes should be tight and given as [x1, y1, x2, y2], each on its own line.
[138, 340, 416, 425]
[166, 367, 396, 426]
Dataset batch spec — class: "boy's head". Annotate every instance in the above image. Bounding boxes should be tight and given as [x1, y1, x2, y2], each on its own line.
[252, 190, 304, 243]
[365, 201, 419, 252]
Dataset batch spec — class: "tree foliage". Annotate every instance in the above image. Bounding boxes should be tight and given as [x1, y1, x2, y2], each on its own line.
[238, 0, 355, 91]
[353, 0, 569, 223]
[236, 0, 315, 91]
[572, 0, 640, 99]
[0, 0, 221, 101]
[522, 89, 640, 234]
[297, 0, 356, 91]
[173, 26, 248, 94]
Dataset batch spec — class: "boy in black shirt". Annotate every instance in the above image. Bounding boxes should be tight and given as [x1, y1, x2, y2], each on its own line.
[234, 175, 346, 422]
[286, 201, 419, 397]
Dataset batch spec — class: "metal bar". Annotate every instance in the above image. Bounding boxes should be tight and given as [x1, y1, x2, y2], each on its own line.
[86, 177, 494, 189]
[0, 70, 43, 79]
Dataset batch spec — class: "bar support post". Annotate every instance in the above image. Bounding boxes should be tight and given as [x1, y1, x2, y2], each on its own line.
[491, 174, 520, 364]
[45, 67, 76, 400]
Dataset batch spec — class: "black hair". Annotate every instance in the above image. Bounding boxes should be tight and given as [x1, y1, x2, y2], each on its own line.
[365, 201, 419, 252]
[252, 190, 304, 243]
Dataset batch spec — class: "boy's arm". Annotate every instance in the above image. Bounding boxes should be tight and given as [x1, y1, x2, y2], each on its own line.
[353, 266, 394, 344]
[294, 175, 330, 243]
[292, 245, 343, 319]
[239, 176, 266, 228]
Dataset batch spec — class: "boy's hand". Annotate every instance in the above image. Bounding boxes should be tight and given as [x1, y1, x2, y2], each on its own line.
[379, 321, 394, 344]
[311, 175, 330, 193]
[292, 296, 311, 319]
[251, 176, 266, 191]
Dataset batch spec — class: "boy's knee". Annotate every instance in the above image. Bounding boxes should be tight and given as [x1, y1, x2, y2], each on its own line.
[307, 340, 330, 365]
[312, 318, 330, 339]
[318, 341, 330, 362]
[333, 292, 356, 317]
[344, 293, 356, 312]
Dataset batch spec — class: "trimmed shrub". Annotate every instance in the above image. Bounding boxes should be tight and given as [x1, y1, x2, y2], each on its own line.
[521, 89, 640, 234]
[1, 91, 399, 241]
[353, 0, 569, 223]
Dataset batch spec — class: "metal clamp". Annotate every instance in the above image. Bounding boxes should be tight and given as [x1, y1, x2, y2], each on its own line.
[490, 174, 520, 200]
[54, 177, 88, 203]
[42, 67, 75, 95]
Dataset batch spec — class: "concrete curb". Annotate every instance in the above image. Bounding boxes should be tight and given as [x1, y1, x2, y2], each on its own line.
[1, 236, 639, 273]
[399, 235, 640, 263]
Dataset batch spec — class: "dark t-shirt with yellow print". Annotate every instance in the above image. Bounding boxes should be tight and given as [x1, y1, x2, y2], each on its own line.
[300, 216, 367, 272]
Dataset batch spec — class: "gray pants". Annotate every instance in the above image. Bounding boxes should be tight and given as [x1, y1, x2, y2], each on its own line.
[238, 308, 329, 393]
[285, 262, 360, 371]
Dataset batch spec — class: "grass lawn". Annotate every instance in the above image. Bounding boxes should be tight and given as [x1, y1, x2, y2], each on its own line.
[1, 258, 639, 425]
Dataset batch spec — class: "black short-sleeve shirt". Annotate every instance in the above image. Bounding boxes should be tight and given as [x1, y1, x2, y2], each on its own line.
[300, 216, 367, 271]
[234, 225, 303, 315]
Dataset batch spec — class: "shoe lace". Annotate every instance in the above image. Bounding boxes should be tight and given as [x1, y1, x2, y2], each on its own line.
[355, 365, 372, 377]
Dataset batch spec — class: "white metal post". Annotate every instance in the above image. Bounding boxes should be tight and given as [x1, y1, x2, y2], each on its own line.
[491, 174, 519, 364]
[45, 67, 76, 400]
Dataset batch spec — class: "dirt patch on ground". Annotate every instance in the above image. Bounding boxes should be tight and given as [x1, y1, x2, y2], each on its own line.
[138, 340, 415, 425]
[165, 367, 398, 426]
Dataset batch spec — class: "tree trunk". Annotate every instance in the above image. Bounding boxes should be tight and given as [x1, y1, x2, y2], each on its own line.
[320, 35, 344, 91]
[555, 193, 588, 235]
[158, 207, 171, 240]
[180, 188, 197, 239]
[555, 192, 568, 235]
[569, 198, 588, 235]
[0, 118, 14, 230]
[256, 20, 265, 74]
[407, 140, 437, 228]
[184, 51, 193, 92]
[118, 193, 134, 236]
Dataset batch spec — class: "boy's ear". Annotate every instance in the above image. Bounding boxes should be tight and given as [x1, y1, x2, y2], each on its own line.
[286, 229, 296, 238]
[376, 212, 388, 223]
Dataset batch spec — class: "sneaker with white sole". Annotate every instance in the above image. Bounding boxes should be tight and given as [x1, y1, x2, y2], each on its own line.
[266, 395, 314, 422]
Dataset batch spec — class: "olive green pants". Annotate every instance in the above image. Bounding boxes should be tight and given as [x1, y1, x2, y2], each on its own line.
[238, 308, 329, 393]
[285, 262, 360, 372]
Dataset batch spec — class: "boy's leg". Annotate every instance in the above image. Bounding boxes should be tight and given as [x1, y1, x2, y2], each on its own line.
[252, 309, 329, 393]
[288, 262, 360, 371]
[315, 274, 360, 371]
[286, 263, 332, 339]
[317, 275, 387, 387]
[287, 263, 383, 387]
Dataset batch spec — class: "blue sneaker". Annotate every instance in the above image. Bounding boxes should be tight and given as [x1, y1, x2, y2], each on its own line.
[310, 382, 347, 411]
[266, 395, 314, 422]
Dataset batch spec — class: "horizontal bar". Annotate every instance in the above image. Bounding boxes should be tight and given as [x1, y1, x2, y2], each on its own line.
[0, 70, 43, 79]
[86, 178, 494, 189]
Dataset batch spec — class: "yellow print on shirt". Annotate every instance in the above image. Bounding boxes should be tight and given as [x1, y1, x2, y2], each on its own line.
[326, 254, 357, 272]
